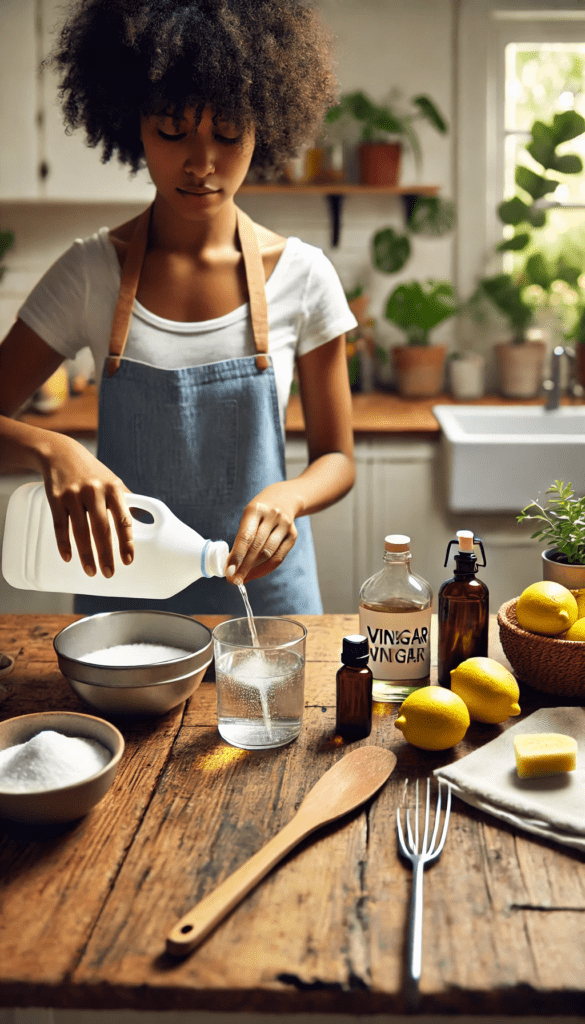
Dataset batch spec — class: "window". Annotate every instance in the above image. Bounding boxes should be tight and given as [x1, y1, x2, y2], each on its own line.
[504, 43, 585, 328]
[457, 2, 585, 332]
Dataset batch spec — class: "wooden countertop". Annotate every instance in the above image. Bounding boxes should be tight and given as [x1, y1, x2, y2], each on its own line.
[1, 613, 584, 1015]
[19, 385, 581, 439]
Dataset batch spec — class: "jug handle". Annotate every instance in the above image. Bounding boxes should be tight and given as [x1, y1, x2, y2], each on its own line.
[126, 494, 168, 534]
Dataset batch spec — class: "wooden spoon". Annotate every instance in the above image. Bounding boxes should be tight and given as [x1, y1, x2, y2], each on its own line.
[166, 744, 396, 957]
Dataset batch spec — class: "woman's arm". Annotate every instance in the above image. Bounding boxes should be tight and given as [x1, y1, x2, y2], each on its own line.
[226, 334, 355, 584]
[0, 319, 134, 576]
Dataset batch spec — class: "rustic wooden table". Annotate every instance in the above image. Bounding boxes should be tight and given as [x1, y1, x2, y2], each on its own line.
[0, 613, 584, 1015]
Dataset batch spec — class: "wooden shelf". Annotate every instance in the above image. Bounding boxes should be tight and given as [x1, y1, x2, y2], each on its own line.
[239, 183, 440, 245]
[239, 183, 439, 196]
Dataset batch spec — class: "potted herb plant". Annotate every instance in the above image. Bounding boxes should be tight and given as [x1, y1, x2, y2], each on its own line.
[383, 279, 458, 397]
[474, 110, 585, 397]
[518, 480, 585, 589]
[324, 90, 447, 186]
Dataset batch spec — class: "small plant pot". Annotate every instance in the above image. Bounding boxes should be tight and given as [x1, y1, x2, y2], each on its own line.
[391, 344, 447, 398]
[542, 549, 585, 590]
[494, 340, 546, 399]
[359, 142, 401, 186]
[348, 294, 369, 326]
[448, 353, 485, 400]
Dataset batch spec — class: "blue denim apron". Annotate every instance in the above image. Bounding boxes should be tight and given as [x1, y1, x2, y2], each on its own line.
[75, 205, 323, 616]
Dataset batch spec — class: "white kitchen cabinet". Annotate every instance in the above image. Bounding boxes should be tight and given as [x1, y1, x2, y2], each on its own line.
[0, 0, 155, 202]
[40, 1, 155, 201]
[286, 436, 441, 614]
[0, 0, 38, 199]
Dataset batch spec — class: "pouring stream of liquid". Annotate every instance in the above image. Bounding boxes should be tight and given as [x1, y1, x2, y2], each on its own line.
[237, 582, 273, 740]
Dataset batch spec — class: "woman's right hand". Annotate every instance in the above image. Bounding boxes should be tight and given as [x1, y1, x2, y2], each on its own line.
[39, 432, 134, 578]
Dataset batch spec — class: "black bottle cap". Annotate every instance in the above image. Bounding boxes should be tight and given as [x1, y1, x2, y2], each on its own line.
[341, 634, 370, 665]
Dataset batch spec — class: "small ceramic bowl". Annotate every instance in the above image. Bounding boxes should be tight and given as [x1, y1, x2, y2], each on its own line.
[53, 611, 213, 717]
[0, 711, 124, 824]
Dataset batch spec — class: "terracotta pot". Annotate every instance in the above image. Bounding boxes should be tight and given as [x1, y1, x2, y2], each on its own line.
[348, 294, 369, 325]
[542, 549, 585, 590]
[494, 340, 546, 399]
[391, 344, 447, 398]
[359, 142, 401, 186]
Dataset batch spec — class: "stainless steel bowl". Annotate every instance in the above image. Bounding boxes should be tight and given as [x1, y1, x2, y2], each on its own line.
[53, 611, 213, 717]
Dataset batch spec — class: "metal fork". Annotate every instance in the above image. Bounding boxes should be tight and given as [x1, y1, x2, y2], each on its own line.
[396, 778, 452, 1004]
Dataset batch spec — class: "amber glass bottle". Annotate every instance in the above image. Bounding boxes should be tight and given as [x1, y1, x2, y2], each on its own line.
[336, 635, 373, 741]
[438, 530, 489, 688]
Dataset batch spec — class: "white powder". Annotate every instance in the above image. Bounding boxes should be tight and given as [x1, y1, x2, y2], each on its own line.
[0, 730, 111, 793]
[78, 643, 192, 666]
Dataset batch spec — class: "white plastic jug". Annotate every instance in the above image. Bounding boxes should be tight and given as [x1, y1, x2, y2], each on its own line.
[2, 482, 229, 599]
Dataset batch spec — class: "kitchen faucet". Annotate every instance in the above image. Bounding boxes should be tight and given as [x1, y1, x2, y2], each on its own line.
[543, 344, 576, 411]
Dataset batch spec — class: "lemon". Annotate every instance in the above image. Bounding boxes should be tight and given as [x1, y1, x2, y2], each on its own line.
[394, 687, 470, 750]
[516, 581, 578, 636]
[564, 616, 585, 642]
[570, 589, 585, 619]
[450, 656, 521, 724]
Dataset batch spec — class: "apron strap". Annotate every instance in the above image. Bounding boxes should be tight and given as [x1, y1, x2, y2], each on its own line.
[235, 207, 270, 371]
[106, 206, 151, 378]
[107, 203, 270, 376]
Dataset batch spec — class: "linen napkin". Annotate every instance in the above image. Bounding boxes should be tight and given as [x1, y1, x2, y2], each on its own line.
[434, 707, 585, 851]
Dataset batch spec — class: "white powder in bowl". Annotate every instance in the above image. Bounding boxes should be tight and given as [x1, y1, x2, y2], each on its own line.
[77, 643, 192, 666]
[0, 729, 111, 793]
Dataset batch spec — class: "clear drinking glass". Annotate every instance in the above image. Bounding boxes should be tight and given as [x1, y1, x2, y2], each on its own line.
[212, 617, 307, 750]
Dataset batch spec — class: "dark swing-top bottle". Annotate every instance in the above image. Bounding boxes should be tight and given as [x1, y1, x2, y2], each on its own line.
[438, 530, 489, 688]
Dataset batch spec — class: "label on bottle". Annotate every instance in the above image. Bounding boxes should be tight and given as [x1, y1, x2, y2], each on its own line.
[358, 607, 431, 680]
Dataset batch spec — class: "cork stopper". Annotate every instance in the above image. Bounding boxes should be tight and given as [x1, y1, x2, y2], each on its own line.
[457, 530, 474, 553]
[385, 534, 410, 553]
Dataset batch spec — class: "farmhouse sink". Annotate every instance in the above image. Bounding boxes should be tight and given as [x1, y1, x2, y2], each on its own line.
[433, 404, 585, 512]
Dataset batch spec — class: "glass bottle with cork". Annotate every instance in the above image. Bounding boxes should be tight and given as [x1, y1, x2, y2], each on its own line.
[359, 534, 432, 703]
[438, 530, 488, 688]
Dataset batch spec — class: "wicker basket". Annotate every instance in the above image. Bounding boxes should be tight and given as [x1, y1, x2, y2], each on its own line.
[497, 598, 585, 697]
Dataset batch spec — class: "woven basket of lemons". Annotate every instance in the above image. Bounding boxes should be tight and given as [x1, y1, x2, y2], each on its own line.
[498, 596, 585, 697]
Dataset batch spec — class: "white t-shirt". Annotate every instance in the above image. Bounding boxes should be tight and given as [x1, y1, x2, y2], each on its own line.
[18, 228, 357, 434]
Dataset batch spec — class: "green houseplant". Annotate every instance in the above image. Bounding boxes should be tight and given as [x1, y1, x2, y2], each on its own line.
[518, 480, 585, 588]
[324, 89, 447, 186]
[472, 110, 585, 397]
[382, 279, 458, 397]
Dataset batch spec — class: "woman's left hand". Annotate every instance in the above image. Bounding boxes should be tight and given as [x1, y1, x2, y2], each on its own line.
[225, 482, 303, 585]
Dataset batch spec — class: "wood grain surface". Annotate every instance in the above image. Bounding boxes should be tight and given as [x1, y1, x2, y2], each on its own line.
[0, 613, 584, 1014]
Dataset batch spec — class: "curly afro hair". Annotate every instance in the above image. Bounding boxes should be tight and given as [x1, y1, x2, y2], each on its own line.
[45, 0, 339, 177]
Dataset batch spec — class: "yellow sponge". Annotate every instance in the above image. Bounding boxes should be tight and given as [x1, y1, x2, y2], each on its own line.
[514, 733, 577, 779]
